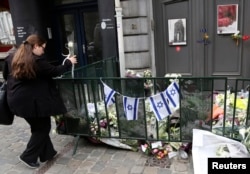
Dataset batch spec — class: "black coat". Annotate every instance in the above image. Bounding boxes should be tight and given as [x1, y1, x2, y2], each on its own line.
[3, 54, 72, 118]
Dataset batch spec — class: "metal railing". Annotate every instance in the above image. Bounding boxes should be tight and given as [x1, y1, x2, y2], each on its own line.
[53, 76, 250, 154]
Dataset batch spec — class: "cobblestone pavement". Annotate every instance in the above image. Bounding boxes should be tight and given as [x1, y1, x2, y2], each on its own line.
[0, 116, 194, 174]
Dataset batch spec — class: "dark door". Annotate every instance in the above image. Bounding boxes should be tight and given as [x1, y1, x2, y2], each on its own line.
[153, 0, 250, 80]
[54, 3, 101, 66]
[153, 0, 200, 77]
[205, 0, 250, 80]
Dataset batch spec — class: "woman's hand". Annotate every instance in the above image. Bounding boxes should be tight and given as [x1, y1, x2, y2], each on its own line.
[68, 55, 77, 64]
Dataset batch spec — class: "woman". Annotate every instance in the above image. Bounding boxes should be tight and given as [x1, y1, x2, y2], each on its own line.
[3, 34, 77, 168]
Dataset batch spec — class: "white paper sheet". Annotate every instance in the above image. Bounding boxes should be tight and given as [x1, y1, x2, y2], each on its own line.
[192, 129, 250, 174]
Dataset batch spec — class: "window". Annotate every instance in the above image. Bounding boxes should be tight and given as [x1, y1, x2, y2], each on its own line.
[0, 10, 15, 45]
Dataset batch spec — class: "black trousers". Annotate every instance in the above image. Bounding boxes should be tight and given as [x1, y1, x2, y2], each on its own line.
[20, 117, 57, 163]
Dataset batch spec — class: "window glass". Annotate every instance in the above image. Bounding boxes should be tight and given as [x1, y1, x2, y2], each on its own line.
[83, 11, 102, 63]
[60, 14, 77, 56]
[0, 10, 15, 45]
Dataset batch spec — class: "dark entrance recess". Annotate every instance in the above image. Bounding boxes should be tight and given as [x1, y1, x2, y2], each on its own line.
[8, 0, 118, 68]
[49, 0, 118, 67]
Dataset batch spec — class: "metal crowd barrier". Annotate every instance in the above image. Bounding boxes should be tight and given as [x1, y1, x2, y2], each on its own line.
[53, 76, 250, 154]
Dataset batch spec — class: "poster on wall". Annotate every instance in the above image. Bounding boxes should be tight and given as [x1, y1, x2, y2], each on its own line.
[217, 4, 238, 34]
[168, 18, 187, 45]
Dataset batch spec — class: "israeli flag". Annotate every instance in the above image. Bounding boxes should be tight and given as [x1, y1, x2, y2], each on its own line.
[123, 96, 139, 120]
[103, 83, 116, 106]
[149, 93, 172, 121]
[165, 81, 180, 111]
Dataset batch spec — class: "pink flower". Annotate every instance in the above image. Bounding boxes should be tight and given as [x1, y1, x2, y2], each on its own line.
[152, 148, 159, 154]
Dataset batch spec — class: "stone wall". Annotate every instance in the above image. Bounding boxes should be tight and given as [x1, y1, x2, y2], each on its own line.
[121, 0, 154, 75]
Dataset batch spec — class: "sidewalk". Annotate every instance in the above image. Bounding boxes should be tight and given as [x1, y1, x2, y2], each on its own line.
[0, 116, 194, 174]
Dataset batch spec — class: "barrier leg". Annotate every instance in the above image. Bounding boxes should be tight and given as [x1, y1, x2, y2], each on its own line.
[72, 135, 80, 155]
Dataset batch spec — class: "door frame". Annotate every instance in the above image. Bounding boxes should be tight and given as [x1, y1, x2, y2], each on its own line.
[51, 2, 98, 66]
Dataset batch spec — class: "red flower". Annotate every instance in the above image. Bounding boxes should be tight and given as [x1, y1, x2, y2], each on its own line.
[242, 35, 250, 41]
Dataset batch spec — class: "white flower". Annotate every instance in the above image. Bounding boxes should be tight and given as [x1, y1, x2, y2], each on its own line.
[144, 70, 152, 78]
[164, 73, 182, 83]
[125, 69, 136, 77]
[164, 73, 182, 78]
[239, 128, 246, 140]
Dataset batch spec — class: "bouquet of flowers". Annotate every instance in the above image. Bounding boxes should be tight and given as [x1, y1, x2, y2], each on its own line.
[141, 141, 169, 159]
[141, 141, 191, 159]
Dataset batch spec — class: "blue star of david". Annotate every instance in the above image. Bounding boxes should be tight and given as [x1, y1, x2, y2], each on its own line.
[170, 88, 176, 96]
[157, 101, 163, 108]
[127, 104, 133, 110]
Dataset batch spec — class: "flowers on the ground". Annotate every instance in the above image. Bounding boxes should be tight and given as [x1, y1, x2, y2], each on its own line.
[88, 102, 118, 137]
[141, 141, 191, 159]
[141, 141, 169, 159]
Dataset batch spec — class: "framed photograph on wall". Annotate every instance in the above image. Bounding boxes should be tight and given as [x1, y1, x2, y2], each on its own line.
[217, 4, 238, 34]
[168, 18, 187, 45]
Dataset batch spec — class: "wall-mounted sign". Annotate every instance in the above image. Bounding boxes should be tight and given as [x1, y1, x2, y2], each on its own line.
[101, 18, 114, 30]
[217, 4, 238, 34]
[16, 26, 27, 38]
[168, 18, 187, 45]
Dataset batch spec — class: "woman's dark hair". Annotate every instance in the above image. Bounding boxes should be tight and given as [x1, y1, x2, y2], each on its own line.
[11, 34, 46, 79]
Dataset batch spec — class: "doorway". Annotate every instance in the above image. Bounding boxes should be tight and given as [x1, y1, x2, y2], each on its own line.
[53, 2, 102, 67]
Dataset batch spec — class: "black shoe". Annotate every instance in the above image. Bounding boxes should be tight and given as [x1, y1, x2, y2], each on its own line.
[18, 156, 40, 169]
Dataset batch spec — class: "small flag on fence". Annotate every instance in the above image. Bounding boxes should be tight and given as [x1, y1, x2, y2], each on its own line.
[165, 81, 180, 111]
[123, 96, 139, 120]
[103, 83, 116, 106]
[149, 92, 172, 121]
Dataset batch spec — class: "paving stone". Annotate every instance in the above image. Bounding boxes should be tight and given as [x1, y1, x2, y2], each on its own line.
[105, 148, 118, 154]
[126, 151, 141, 160]
[157, 168, 172, 174]
[86, 156, 99, 162]
[0, 164, 16, 173]
[20, 170, 35, 174]
[5, 170, 22, 174]
[90, 161, 105, 173]
[91, 149, 105, 157]
[135, 158, 146, 166]
[130, 166, 145, 174]
[173, 162, 188, 172]
[101, 167, 117, 174]
[67, 159, 82, 170]
[112, 151, 128, 161]
[55, 156, 71, 165]
[56, 165, 76, 174]
[142, 166, 158, 174]
[99, 153, 112, 162]
[78, 160, 95, 169]
[72, 153, 89, 161]
[45, 164, 65, 174]
[116, 166, 130, 174]
[123, 158, 137, 168]
[73, 169, 89, 174]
